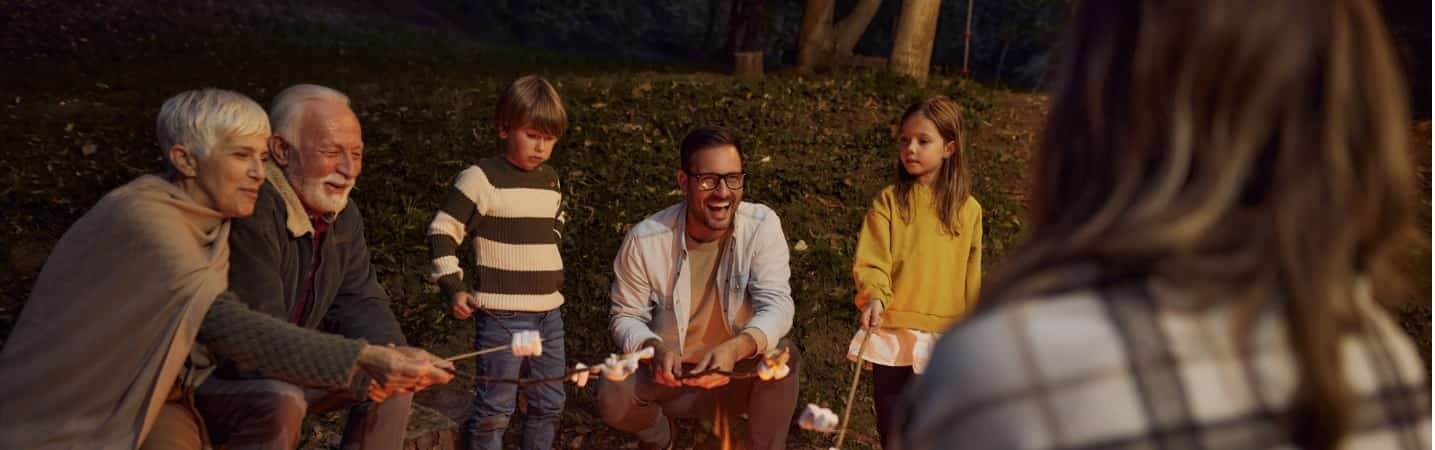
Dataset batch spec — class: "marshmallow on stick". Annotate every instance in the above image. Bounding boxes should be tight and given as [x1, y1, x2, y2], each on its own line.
[798, 403, 839, 433]
[510, 330, 543, 357]
[757, 347, 792, 381]
[600, 354, 638, 381]
[598, 347, 656, 381]
[569, 363, 591, 387]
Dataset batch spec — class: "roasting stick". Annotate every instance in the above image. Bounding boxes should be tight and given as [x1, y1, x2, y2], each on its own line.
[444, 331, 552, 362]
[443, 344, 510, 362]
[834, 329, 873, 449]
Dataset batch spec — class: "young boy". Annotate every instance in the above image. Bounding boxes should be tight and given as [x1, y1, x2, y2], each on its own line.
[427, 75, 568, 450]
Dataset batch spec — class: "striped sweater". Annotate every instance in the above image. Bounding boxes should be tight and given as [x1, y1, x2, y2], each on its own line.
[427, 156, 565, 312]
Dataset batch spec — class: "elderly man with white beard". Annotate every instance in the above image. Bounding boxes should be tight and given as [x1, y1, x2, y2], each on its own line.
[194, 84, 416, 450]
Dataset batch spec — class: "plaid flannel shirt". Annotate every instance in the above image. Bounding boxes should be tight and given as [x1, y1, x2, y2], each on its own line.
[899, 277, 1430, 450]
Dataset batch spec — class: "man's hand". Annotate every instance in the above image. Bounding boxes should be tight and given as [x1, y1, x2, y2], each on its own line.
[369, 345, 453, 401]
[368, 380, 402, 403]
[645, 339, 682, 388]
[861, 300, 885, 330]
[391, 346, 456, 391]
[356, 345, 455, 393]
[685, 334, 757, 389]
[450, 292, 480, 320]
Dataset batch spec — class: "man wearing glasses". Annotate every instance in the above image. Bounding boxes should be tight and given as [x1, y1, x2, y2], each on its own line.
[598, 126, 800, 450]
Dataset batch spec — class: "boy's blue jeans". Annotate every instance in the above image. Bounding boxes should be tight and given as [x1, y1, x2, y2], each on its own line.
[463, 309, 565, 450]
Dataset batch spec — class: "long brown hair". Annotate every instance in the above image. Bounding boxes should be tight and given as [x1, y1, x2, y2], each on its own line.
[982, 1, 1416, 448]
[895, 96, 972, 236]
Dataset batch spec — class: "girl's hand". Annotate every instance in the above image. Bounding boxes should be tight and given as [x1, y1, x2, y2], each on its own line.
[861, 300, 885, 330]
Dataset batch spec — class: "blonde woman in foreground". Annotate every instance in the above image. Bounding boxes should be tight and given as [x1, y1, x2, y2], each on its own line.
[898, 0, 1430, 449]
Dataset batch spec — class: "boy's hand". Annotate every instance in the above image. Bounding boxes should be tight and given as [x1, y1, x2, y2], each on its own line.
[861, 300, 885, 330]
[450, 292, 480, 319]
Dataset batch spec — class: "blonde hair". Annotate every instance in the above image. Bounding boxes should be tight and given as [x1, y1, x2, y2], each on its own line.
[985, 1, 1416, 448]
[496, 75, 567, 136]
[894, 96, 971, 236]
[157, 88, 269, 173]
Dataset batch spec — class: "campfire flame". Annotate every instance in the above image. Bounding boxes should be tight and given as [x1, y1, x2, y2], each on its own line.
[714, 403, 732, 450]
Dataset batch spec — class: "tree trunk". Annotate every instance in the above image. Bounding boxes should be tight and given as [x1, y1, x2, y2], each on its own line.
[730, 0, 766, 77]
[734, 51, 764, 76]
[796, 0, 880, 72]
[704, 0, 725, 54]
[890, 0, 943, 85]
[728, 0, 746, 52]
[796, 0, 834, 71]
[831, 0, 882, 56]
[995, 38, 1010, 85]
[740, 0, 766, 52]
[961, 0, 974, 75]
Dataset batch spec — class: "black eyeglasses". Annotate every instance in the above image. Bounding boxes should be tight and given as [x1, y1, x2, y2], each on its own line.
[684, 170, 746, 191]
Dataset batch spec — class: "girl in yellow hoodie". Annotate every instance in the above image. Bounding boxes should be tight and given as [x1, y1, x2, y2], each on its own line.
[850, 96, 982, 448]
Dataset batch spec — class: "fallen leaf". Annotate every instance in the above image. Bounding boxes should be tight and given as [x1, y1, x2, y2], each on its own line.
[794, 240, 809, 252]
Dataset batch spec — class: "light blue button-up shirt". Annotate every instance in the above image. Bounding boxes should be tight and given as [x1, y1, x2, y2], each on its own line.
[609, 201, 795, 356]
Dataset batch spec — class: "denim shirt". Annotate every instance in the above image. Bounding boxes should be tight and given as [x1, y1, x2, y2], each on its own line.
[609, 201, 795, 356]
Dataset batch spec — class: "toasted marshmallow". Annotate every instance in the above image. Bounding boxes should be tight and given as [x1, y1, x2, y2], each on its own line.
[510, 330, 543, 357]
[798, 403, 839, 433]
[569, 363, 592, 387]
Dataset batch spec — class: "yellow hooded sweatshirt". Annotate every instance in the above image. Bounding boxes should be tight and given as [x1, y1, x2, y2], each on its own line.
[853, 184, 983, 332]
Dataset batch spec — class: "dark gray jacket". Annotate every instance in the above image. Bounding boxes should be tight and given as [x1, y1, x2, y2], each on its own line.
[218, 168, 405, 379]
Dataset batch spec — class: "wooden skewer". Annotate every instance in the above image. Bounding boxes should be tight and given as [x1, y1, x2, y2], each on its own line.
[834, 328, 873, 449]
[444, 344, 511, 362]
[444, 333, 556, 362]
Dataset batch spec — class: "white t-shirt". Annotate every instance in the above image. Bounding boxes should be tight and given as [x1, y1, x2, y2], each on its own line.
[847, 327, 941, 373]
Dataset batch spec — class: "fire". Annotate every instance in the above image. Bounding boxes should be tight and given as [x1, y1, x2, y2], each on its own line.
[714, 402, 732, 450]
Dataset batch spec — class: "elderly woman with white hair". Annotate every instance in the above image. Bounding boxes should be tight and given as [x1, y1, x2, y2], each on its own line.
[0, 88, 453, 450]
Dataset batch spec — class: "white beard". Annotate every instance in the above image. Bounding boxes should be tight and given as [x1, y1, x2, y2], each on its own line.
[291, 172, 352, 214]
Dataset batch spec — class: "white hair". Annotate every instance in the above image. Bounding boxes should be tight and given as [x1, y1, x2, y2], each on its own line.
[268, 84, 352, 146]
[156, 88, 269, 170]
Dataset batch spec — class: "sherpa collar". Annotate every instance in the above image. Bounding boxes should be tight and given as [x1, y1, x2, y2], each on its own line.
[264, 162, 338, 238]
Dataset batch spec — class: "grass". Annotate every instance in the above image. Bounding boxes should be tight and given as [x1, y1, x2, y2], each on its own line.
[0, 2, 1026, 448]
[1, 1, 1426, 449]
